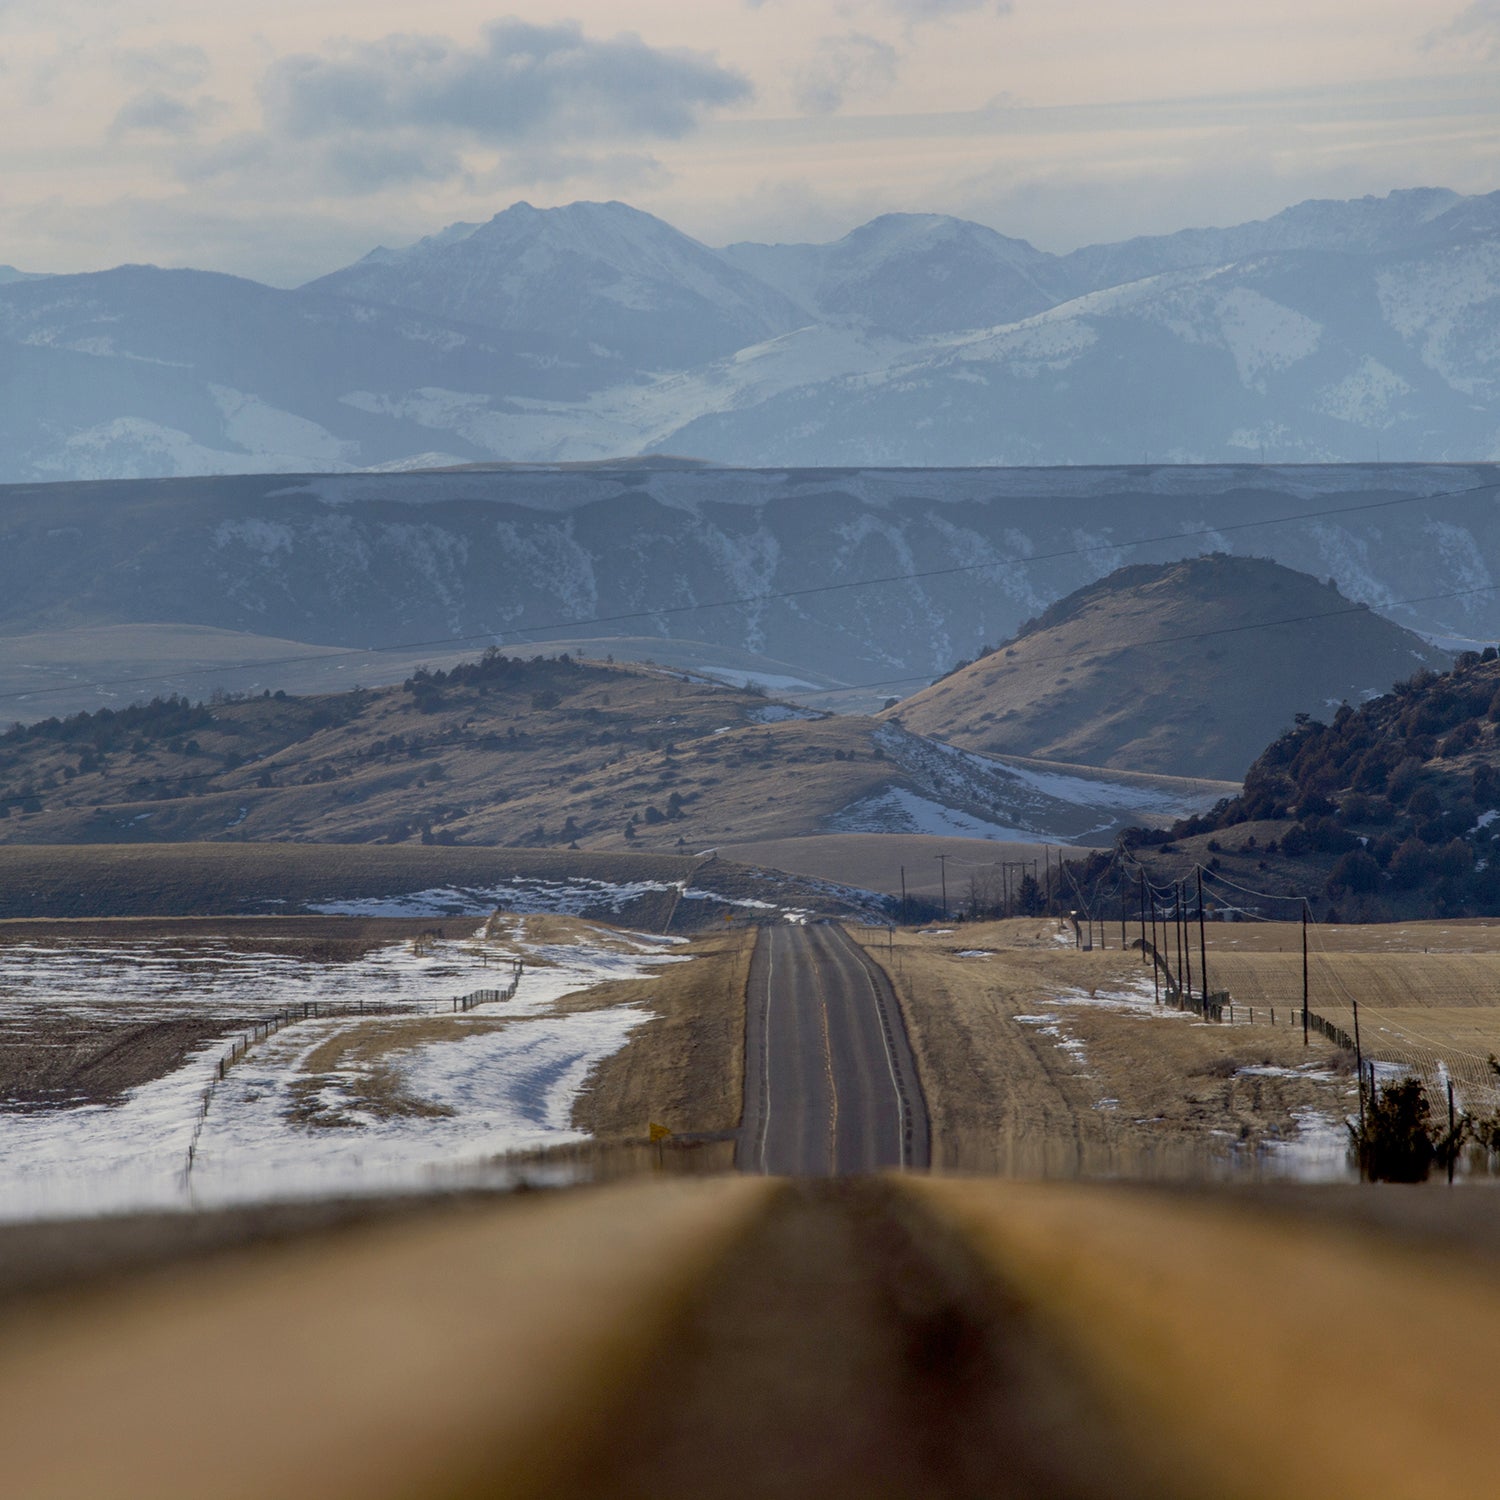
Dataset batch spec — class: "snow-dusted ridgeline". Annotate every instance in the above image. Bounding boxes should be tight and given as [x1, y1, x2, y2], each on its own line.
[4, 191, 1500, 480]
[5, 462, 1497, 692]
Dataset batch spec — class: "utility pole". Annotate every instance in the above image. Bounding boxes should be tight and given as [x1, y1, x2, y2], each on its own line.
[900, 865, 907, 926]
[935, 854, 949, 921]
[1196, 867, 1208, 1009]
[1138, 873, 1147, 962]
[1149, 892, 1160, 1002]
[1176, 876, 1188, 1008]
[1044, 847, 1052, 910]
[1354, 999, 1366, 1137]
[1120, 885, 1127, 950]
[1301, 900, 1310, 1046]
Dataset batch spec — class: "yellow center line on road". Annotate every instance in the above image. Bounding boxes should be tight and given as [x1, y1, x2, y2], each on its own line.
[812, 949, 840, 1174]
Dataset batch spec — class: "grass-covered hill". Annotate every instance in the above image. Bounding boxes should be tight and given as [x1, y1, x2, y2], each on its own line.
[884, 555, 1448, 781]
[0, 649, 1177, 852]
[1103, 649, 1500, 920]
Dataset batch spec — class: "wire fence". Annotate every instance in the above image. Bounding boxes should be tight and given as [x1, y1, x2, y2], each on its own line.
[183, 957, 526, 1180]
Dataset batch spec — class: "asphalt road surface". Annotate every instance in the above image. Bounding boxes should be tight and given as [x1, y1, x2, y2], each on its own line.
[737, 924, 930, 1175]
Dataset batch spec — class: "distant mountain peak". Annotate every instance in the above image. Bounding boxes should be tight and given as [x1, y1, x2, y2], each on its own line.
[303, 196, 806, 371]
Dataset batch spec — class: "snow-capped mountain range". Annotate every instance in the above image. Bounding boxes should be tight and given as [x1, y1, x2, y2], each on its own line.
[3, 188, 1499, 481]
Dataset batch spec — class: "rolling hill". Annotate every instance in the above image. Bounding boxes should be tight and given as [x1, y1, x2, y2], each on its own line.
[883, 555, 1449, 781]
[0, 653, 1220, 853]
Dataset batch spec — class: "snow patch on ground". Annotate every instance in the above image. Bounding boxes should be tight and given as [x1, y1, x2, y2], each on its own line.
[1258, 1108, 1353, 1180]
[1236, 1063, 1338, 1082]
[307, 876, 679, 918]
[742, 700, 823, 720]
[1000, 760, 1221, 817]
[831, 786, 1035, 839]
[1015, 1012, 1090, 1067]
[0, 926, 681, 1220]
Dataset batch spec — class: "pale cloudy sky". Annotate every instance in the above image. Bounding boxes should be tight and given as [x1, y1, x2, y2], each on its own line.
[1, 0, 1497, 284]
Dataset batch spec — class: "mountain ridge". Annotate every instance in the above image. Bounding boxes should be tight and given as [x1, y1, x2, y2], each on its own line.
[4, 187, 1499, 480]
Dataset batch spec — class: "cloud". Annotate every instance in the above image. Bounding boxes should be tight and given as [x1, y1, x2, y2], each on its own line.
[114, 43, 210, 90]
[179, 130, 466, 196]
[260, 20, 751, 147]
[748, 0, 1012, 19]
[794, 33, 898, 114]
[111, 89, 223, 139]
[1425, 1, 1500, 57]
[475, 148, 670, 192]
[883, 0, 1013, 15]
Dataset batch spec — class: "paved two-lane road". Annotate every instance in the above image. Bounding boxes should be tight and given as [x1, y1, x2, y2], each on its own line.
[737, 923, 930, 1175]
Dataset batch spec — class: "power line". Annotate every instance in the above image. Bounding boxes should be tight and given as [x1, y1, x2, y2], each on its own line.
[3, 475, 1497, 711]
[1197, 863, 1317, 906]
[785, 579, 1500, 701]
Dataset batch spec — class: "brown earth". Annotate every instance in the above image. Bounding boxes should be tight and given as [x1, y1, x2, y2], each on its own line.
[0, 842, 701, 920]
[0, 1017, 244, 1112]
[9, 1176, 1500, 1498]
[0, 842, 872, 925]
[567, 1178, 1140, 1500]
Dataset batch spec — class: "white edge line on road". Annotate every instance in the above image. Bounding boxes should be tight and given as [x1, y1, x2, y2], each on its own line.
[757, 925, 776, 1172]
[854, 937, 908, 1169]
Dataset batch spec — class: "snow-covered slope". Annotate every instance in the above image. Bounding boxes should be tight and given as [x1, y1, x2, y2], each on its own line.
[723, 213, 1070, 334]
[1057, 187, 1498, 291]
[3, 188, 1499, 479]
[656, 245, 1500, 466]
[0, 265, 609, 478]
[305, 199, 809, 370]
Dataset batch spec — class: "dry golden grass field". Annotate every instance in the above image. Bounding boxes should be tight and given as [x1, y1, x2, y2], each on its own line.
[1203, 918, 1500, 1110]
[847, 918, 1361, 1177]
[851, 915, 1500, 1172]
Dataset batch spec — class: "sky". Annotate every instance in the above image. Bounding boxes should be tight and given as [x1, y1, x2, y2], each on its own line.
[1, 0, 1497, 285]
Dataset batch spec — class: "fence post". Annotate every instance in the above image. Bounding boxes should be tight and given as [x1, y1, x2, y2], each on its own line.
[1448, 1080, 1456, 1186]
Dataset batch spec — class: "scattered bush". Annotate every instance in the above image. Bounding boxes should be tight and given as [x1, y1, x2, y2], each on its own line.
[1349, 1076, 1463, 1182]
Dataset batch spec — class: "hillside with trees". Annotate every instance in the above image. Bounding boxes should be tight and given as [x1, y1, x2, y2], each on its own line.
[0, 649, 1175, 852]
[1102, 650, 1500, 920]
